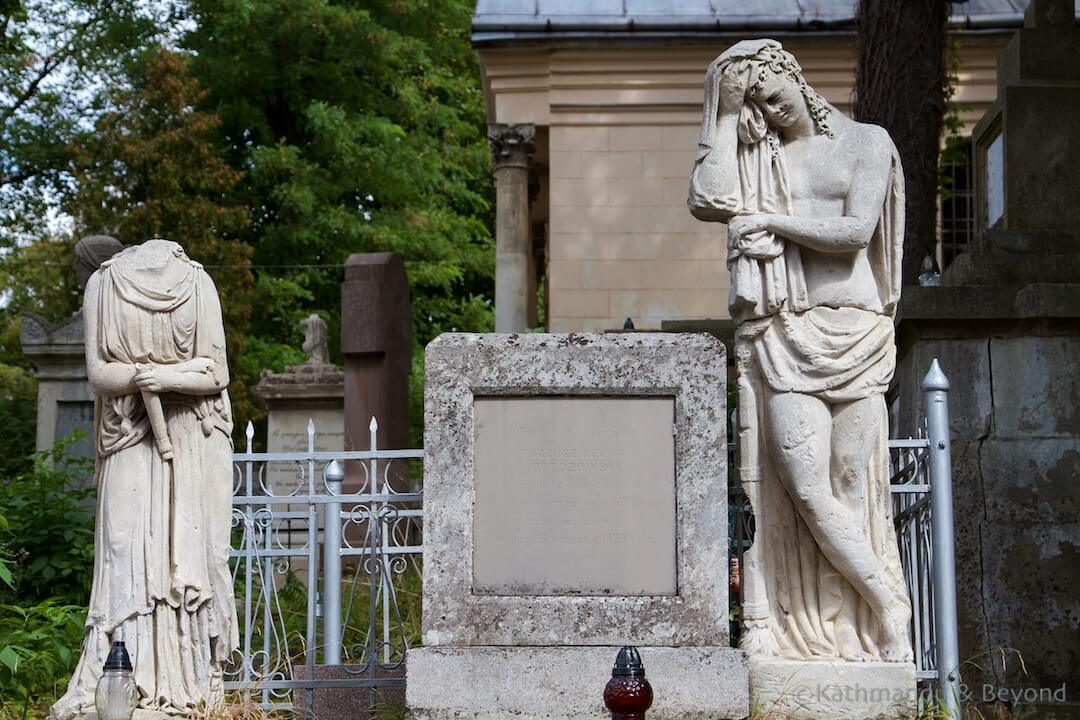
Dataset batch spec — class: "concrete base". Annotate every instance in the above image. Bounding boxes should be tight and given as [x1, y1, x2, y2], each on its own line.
[750, 659, 917, 720]
[406, 646, 748, 719]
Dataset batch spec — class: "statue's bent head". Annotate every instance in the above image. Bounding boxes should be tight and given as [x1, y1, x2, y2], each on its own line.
[713, 39, 833, 138]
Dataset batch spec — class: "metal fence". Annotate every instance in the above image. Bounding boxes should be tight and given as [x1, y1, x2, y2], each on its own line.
[230, 363, 959, 717]
[226, 417, 423, 714]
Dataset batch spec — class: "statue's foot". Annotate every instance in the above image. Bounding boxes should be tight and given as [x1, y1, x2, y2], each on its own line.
[740, 621, 779, 657]
[878, 609, 914, 663]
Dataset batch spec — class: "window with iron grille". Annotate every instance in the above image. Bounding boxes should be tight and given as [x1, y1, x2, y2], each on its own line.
[939, 140, 975, 270]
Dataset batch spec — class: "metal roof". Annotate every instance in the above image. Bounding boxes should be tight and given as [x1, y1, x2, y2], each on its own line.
[473, 0, 1076, 43]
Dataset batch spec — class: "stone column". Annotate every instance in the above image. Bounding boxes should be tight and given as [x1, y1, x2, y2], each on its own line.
[488, 123, 535, 333]
[341, 253, 412, 460]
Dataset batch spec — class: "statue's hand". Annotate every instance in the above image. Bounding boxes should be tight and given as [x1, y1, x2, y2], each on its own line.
[728, 214, 775, 249]
[719, 62, 750, 115]
[134, 364, 183, 393]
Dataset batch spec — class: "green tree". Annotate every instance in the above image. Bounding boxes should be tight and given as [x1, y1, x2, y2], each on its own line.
[183, 0, 495, 365]
[0, 0, 170, 247]
[66, 47, 258, 423]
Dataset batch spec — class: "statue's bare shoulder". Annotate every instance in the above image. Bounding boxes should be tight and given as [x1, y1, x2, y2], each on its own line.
[837, 115, 895, 170]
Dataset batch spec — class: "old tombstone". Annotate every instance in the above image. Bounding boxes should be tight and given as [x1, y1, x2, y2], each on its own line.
[21, 235, 124, 461]
[897, 0, 1080, 712]
[252, 313, 345, 496]
[50, 239, 237, 719]
[341, 252, 411, 463]
[409, 333, 748, 720]
[688, 40, 915, 718]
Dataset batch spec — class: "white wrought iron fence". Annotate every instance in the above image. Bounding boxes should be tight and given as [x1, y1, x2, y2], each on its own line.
[227, 417, 423, 714]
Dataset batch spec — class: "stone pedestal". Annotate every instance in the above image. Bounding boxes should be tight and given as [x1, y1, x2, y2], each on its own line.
[488, 123, 535, 333]
[411, 333, 748, 719]
[252, 361, 345, 495]
[408, 647, 747, 720]
[20, 311, 95, 461]
[252, 331, 345, 568]
[750, 660, 917, 720]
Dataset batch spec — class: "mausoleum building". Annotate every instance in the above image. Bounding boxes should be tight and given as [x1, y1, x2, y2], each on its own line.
[473, 0, 1057, 332]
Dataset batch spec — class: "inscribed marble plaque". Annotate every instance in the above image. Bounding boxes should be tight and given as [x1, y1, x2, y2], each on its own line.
[472, 396, 676, 596]
[266, 407, 345, 494]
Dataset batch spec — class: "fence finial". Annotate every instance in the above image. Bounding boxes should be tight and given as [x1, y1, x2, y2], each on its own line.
[369, 416, 379, 432]
[921, 358, 950, 392]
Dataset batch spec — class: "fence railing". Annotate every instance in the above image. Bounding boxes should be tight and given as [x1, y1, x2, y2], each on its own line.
[227, 417, 423, 714]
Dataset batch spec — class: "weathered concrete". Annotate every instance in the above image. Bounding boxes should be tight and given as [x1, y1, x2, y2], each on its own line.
[422, 332, 729, 648]
[749, 659, 917, 720]
[294, 662, 405, 720]
[407, 646, 748, 720]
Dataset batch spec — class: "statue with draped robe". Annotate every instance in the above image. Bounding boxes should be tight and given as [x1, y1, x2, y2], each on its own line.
[50, 239, 238, 718]
[688, 40, 913, 664]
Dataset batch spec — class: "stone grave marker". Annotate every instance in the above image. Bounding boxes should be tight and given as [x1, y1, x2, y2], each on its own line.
[408, 332, 748, 720]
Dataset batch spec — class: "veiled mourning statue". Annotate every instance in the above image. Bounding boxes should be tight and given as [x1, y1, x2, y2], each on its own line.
[51, 239, 238, 718]
[689, 39, 913, 662]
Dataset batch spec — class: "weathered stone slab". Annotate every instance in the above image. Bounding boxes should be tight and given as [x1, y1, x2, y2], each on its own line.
[407, 646, 748, 720]
[422, 332, 729, 648]
[472, 395, 676, 596]
[749, 659, 917, 720]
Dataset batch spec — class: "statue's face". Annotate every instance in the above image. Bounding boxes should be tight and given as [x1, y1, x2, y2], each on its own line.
[750, 71, 807, 130]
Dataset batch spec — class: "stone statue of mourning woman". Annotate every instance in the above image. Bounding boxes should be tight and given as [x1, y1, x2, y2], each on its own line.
[689, 39, 915, 715]
[50, 239, 238, 719]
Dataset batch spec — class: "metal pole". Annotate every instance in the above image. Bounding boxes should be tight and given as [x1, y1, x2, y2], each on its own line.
[323, 460, 345, 665]
[304, 419, 318, 714]
[372, 416, 391, 665]
[923, 359, 961, 718]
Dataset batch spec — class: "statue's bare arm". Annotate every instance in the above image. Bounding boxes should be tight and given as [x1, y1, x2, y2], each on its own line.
[84, 273, 139, 397]
[729, 126, 893, 253]
[693, 62, 752, 221]
[134, 274, 230, 396]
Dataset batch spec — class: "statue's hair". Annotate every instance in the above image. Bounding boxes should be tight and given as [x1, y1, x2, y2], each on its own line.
[747, 45, 834, 138]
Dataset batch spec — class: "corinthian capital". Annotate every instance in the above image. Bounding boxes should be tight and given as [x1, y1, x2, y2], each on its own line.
[487, 123, 536, 169]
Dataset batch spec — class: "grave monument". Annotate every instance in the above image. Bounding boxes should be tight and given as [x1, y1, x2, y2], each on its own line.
[409, 332, 747, 720]
[688, 40, 915, 718]
[895, 0, 1080, 712]
[49, 239, 238, 719]
[252, 313, 345, 496]
[21, 236, 124, 461]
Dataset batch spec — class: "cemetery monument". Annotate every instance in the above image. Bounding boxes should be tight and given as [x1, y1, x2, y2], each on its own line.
[688, 39, 916, 718]
[410, 332, 747, 720]
[50, 239, 238, 719]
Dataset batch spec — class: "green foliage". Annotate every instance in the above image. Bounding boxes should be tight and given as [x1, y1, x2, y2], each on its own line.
[183, 0, 495, 361]
[0, 0, 173, 248]
[0, 433, 95, 605]
[0, 361, 36, 480]
[0, 599, 85, 717]
[0, 435, 91, 717]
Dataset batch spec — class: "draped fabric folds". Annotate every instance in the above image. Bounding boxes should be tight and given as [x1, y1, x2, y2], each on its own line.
[50, 240, 238, 719]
